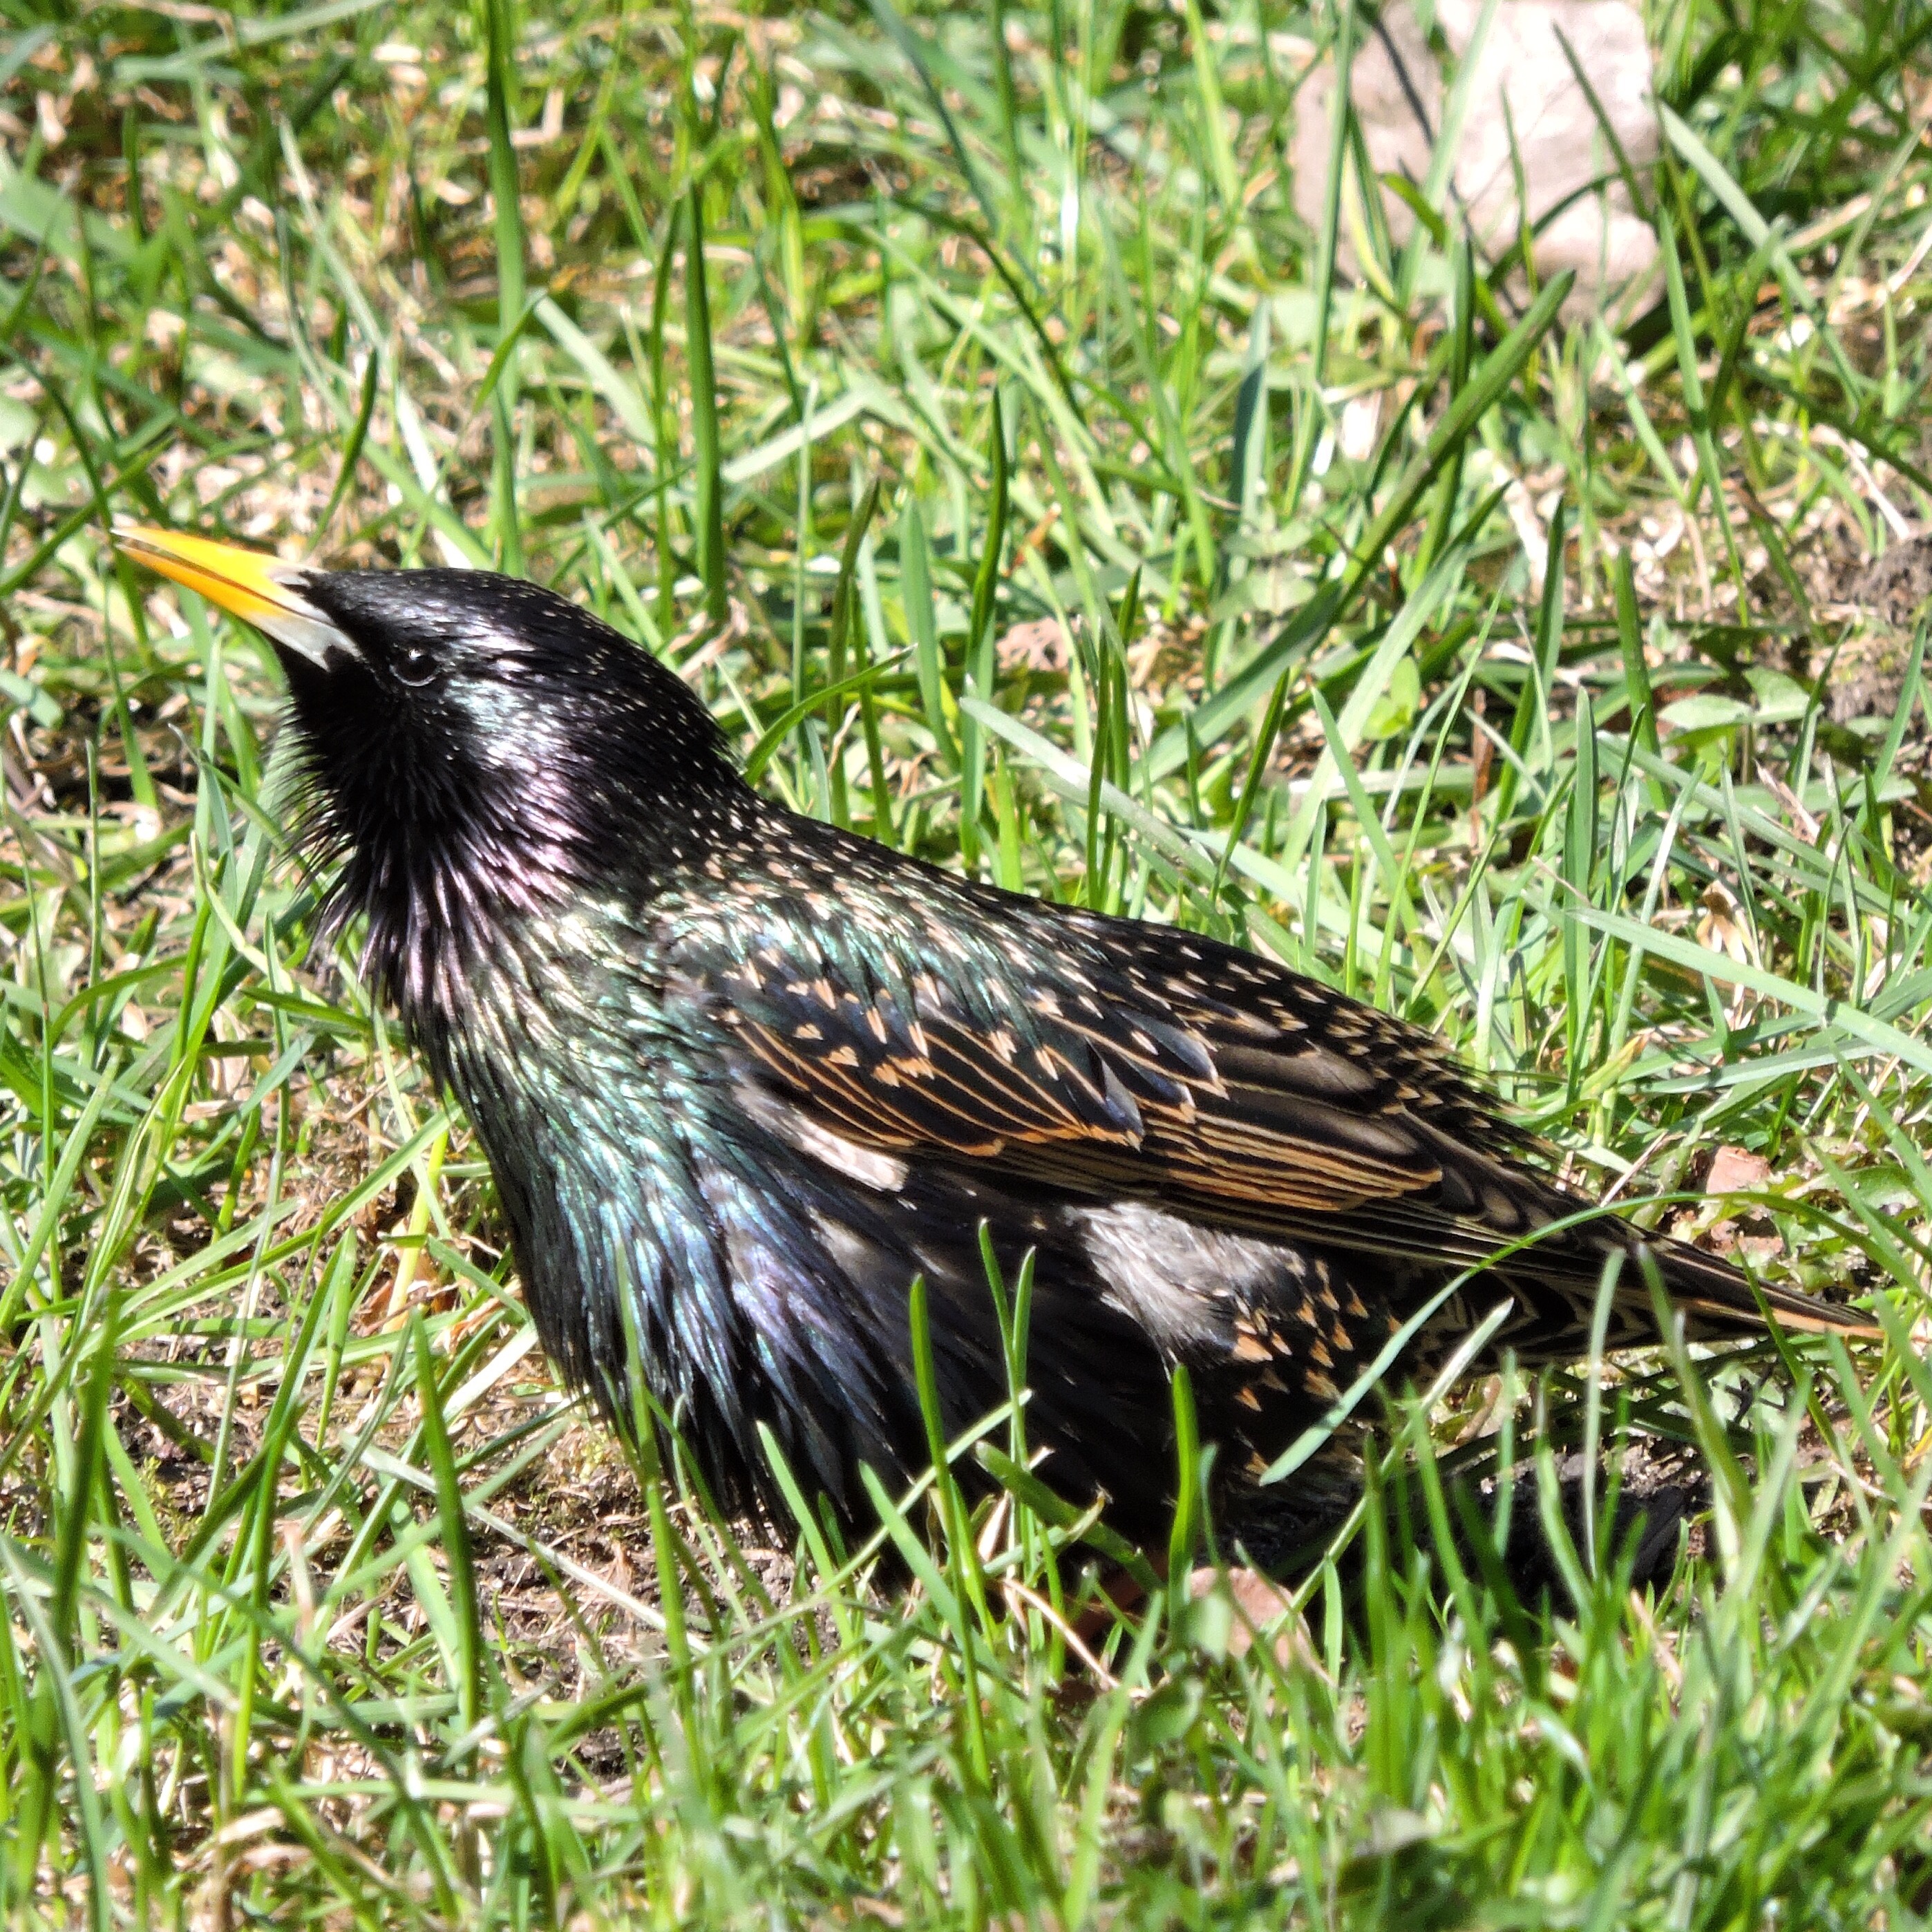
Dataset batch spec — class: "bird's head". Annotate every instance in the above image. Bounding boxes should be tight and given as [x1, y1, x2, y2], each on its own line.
[117, 527, 742, 1016]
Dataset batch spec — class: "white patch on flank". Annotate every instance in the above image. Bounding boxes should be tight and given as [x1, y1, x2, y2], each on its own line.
[1070, 1201, 1289, 1352]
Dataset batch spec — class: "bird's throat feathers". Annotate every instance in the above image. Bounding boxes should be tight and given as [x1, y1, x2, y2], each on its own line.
[270, 572, 748, 1031]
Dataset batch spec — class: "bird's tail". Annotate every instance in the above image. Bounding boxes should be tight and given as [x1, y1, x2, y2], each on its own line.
[1468, 1223, 1882, 1365]
[1638, 1230, 1880, 1341]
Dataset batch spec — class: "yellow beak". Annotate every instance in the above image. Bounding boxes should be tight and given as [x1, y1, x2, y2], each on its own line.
[114, 525, 352, 665]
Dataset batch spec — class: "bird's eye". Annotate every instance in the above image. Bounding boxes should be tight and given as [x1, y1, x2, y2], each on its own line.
[394, 646, 439, 688]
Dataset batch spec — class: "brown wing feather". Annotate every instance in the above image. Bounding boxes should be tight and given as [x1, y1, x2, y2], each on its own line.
[672, 900, 1531, 1235]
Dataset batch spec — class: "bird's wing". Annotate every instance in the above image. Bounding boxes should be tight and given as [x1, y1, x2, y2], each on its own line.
[663, 883, 1868, 1340]
[665, 891, 1576, 1271]
[669, 916, 1166, 1162]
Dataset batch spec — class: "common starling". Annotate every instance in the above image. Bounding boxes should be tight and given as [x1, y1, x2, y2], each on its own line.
[120, 529, 1868, 1551]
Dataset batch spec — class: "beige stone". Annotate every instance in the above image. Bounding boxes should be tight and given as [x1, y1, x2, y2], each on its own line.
[1291, 0, 1660, 319]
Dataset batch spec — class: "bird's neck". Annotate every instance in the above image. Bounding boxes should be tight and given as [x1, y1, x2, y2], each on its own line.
[310, 750, 762, 1032]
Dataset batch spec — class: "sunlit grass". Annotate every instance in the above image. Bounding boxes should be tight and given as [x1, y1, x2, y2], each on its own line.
[2, 0, 1931, 1922]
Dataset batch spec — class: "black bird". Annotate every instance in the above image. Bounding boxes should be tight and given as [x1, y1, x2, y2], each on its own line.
[120, 528, 1868, 1553]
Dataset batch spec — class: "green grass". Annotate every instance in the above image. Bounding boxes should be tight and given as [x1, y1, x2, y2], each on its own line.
[3, 0, 1932, 1922]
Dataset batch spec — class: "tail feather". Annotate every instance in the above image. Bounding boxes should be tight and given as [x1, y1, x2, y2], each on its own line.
[1415, 1123, 1884, 1349]
[1640, 1231, 1880, 1339]
[1419, 1227, 1881, 1367]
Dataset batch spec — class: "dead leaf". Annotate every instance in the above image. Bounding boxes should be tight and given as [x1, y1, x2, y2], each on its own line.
[1189, 1566, 1325, 1674]
[996, 618, 1068, 674]
[1705, 1146, 1770, 1196]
